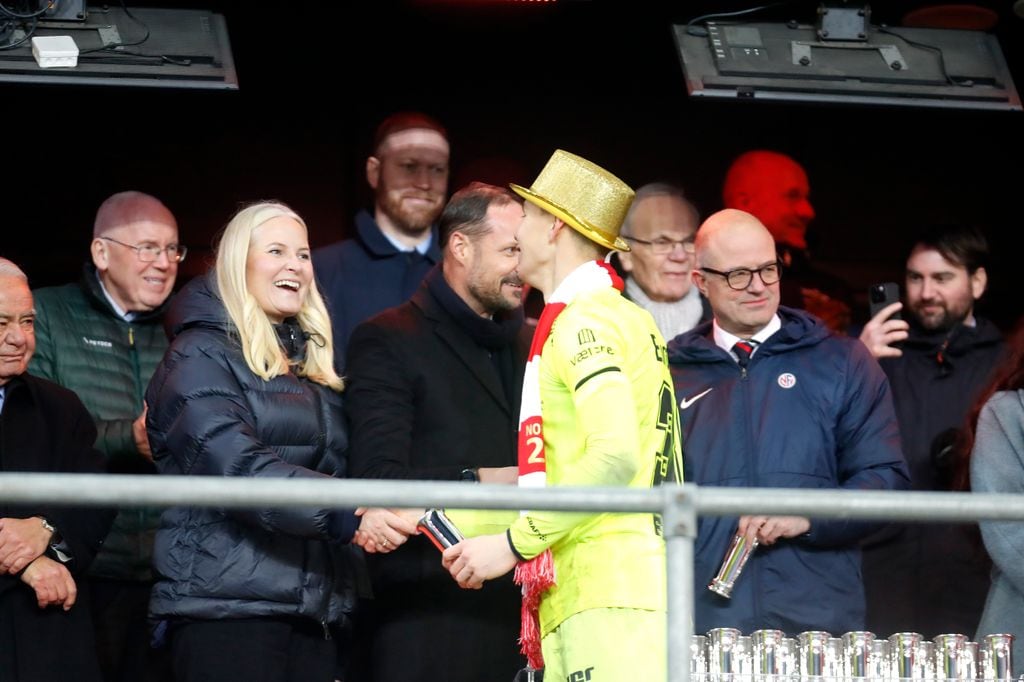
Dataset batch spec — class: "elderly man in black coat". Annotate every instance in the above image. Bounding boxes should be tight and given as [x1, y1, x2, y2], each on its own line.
[0, 258, 114, 682]
[344, 182, 529, 681]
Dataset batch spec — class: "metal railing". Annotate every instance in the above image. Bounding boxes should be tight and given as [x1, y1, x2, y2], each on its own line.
[3, 473, 1024, 682]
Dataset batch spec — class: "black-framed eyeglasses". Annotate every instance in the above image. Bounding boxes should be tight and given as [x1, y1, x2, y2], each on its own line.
[700, 261, 782, 290]
[99, 236, 187, 263]
[622, 235, 695, 255]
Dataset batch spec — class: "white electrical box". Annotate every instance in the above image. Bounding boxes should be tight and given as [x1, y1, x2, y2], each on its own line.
[31, 36, 80, 69]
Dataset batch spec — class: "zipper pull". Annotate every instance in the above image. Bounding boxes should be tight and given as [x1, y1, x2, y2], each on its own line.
[128, 326, 135, 346]
[321, 619, 331, 641]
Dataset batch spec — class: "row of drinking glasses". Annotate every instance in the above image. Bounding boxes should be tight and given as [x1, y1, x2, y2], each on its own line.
[692, 629, 1016, 681]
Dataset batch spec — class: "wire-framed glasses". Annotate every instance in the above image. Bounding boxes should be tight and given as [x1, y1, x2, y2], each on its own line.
[622, 235, 696, 255]
[99, 236, 187, 263]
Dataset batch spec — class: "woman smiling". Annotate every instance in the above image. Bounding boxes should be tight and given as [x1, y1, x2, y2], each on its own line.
[145, 202, 415, 681]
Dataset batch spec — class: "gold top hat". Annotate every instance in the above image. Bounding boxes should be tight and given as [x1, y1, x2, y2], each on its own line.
[510, 150, 634, 252]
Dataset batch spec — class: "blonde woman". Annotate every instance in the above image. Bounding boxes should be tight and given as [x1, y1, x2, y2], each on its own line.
[145, 202, 415, 681]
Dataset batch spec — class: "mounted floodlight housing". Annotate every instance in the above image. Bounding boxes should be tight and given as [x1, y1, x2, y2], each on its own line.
[673, 3, 1020, 112]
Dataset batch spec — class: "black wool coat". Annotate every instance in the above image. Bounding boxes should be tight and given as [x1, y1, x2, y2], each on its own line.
[344, 281, 530, 681]
[0, 373, 114, 682]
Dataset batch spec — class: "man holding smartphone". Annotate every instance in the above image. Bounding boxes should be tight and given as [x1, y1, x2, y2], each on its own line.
[859, 224, 1005, 637]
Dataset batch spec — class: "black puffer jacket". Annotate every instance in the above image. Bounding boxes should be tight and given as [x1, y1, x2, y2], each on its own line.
[146, 275, 357, 624]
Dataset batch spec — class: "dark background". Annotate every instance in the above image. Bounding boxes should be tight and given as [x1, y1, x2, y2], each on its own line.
[4, 0, 1022, 329]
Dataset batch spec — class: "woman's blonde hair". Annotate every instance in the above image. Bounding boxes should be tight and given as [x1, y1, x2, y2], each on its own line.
[215, 201, 343, 392]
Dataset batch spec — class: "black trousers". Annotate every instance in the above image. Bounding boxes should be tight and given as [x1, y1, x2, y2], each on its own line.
[170, 617, 335, 682]
[90, 578, 172, 682]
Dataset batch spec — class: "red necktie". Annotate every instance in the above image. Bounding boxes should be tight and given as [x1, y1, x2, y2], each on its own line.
[733, 341, 754, 369]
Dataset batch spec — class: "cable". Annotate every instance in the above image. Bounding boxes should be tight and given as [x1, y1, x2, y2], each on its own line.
[0, 0, 52, 20]
[0, 15, 36, 50]
[0, 9, 36, 50]
[78, 0, 150, 55]
[76, 2, 198, 67]
[876, 26, 961, 86]
[684, 2, 796, 37]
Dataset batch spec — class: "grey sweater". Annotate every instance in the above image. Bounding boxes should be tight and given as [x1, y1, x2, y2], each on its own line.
[971, 389, 1024, 675]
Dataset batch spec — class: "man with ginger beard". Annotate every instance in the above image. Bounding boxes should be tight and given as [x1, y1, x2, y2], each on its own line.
[344, 183, 528, 680]
[314, 111, 450, 370]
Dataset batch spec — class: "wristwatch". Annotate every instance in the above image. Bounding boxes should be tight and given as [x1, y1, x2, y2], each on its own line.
[39, 517, 57, 536]
[38, 517, 72, 565]
[459, 467, 479, 482]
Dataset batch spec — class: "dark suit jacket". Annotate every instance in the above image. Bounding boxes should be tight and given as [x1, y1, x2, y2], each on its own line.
[0, 373, 115, 682]
[345, 282, 529, 681]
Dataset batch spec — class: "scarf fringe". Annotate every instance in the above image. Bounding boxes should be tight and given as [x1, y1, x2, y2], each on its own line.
[515, 548, 556, 670]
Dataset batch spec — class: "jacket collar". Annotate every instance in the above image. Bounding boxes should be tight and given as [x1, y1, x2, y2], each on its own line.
[79, 263, 170, 324]
[354, 210, 442, 263]
[411, 282, 520, 413]
[904, 317, 1003, 356]
[668, 306, 827, 364]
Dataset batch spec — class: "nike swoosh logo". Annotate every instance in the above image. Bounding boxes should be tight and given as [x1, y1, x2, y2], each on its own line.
[680, 387, 713, 410]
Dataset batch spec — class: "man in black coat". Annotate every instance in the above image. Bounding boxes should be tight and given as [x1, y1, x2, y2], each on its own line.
[345, 182, 529, 681]
[0, 258, 114, 682]
[859, 225, 1005, 637]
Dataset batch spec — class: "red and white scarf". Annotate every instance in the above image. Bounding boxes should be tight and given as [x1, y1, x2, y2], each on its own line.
[514, 259, 624, 669]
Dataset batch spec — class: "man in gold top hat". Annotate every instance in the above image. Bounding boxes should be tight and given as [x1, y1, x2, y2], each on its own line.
[442, 150, 682, 681]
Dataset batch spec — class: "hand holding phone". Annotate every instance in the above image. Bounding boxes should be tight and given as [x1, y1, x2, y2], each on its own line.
[868, 282, 902, 320]
[861, 282, 909, 359]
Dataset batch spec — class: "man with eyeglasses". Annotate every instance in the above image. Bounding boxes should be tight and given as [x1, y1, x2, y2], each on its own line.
[0, 257, 115, 682]
[667, 208, 908, 636]
[30, 190, 180, 682]
[617, 183, 711, 341]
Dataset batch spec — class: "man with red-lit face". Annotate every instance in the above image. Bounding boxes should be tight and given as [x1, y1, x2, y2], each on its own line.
[313, 112, 452, 370]
[722, 150, 852, 333]
[723, 150, 815, 250]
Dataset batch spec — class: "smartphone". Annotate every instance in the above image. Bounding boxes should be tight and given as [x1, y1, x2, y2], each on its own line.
[868, 282, 902, 320]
